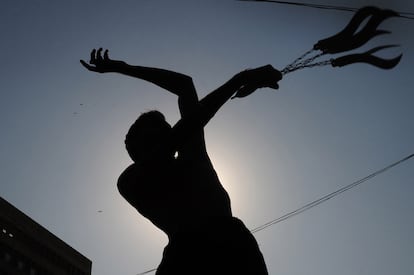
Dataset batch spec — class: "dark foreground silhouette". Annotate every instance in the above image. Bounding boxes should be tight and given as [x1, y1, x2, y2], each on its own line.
[81, 49, 282, 274]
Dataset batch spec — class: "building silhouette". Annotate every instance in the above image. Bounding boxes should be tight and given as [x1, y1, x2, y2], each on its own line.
[0, 197, 92, 275]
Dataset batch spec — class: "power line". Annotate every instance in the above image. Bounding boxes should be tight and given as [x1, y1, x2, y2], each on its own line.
[137, 152, 414, 274]
[137, 268, 157, 275]
[250, 152, 414, 233]
[239, 0, 355, 12]
[238, 0, 414, 20]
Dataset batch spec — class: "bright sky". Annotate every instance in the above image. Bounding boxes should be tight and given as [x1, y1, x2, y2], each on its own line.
[1, 1, 413, 274]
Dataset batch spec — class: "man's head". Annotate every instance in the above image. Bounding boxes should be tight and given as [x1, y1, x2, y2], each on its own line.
[125, 110, 172, 163]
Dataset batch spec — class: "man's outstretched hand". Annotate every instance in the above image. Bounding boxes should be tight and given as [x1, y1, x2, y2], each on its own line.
[233, 65, 283, 99]
[80, 48, 126, 73]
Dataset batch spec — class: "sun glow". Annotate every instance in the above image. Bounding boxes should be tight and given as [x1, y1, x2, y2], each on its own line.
[208, 144, 252, 218]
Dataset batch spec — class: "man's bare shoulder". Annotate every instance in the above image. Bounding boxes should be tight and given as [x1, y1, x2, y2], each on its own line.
[117, 164, 140, 191]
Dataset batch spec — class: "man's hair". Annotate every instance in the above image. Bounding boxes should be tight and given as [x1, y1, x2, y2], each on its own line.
[125, 110, 171, 161]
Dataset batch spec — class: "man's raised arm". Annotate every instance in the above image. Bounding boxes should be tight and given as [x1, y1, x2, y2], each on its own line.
[81, 48, 198, 116]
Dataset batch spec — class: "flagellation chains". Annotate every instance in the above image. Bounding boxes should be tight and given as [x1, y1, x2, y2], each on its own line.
[281, 6, 402, 75]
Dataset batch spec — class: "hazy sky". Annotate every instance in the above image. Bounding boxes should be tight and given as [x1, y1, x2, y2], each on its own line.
[1, 1, 413, 274]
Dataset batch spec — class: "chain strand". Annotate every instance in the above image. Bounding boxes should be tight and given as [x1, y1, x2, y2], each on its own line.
[282, 49, 332, 75]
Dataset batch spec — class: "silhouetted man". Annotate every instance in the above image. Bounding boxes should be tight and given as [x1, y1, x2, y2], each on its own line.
[81, 48, 282, 274]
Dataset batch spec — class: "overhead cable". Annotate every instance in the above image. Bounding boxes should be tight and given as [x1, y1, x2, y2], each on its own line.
[238, 0, 414, 20]
[250, 153, 414, 233]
